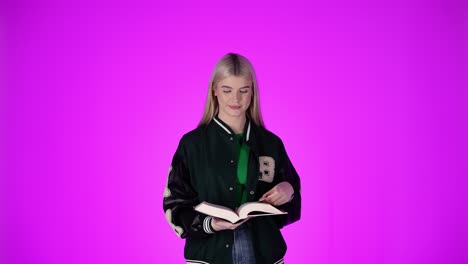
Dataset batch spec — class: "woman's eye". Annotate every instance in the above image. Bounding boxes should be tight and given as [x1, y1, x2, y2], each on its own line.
[240, 90, 248, 94]
[223, 90, 231, 93]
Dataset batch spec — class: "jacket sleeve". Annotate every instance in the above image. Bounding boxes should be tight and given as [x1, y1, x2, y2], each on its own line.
[163, 136, 216, 239]
[274, 139, 302, 229]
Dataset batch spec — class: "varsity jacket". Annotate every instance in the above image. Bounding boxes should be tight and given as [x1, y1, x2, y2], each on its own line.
[163, 115, 301, 264]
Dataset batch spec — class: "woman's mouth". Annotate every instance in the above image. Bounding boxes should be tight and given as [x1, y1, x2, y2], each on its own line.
[228, 105, 241, 110]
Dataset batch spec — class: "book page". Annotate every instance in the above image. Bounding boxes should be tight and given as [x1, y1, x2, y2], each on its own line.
[237, 202, 287, 219]
[194, 202, 240, 223]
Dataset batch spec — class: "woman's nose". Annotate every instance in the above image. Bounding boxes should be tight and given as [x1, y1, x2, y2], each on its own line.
[232, 91, 241, 101]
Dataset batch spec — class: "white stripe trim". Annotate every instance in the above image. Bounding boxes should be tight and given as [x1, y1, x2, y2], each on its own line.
[246, 120, 251, 141]
[207, 217, 213, 233]
[208, 217, 214, 233]
[203, 217, 207, 232]
[186, 259, 210, 264]
[203, 216, 214, 234]
[273, 257, 284, 264]
[213, 117, 232, 134]
[203, 217, 207, 233]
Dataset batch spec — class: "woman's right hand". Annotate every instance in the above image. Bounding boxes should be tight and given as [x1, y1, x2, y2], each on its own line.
[210, 217, 250, 231]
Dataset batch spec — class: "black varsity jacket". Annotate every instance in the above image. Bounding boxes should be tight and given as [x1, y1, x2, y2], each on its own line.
[163, 115, 301, 264]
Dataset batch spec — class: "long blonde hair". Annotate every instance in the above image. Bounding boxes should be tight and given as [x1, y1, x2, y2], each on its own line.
[198, 53, 265, 128]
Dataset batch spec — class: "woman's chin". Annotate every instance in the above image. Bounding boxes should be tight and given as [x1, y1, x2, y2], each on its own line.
[227, 110, 246, 118]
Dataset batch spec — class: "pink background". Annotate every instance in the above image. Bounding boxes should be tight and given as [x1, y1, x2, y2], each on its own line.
[4, 1, 468, 263]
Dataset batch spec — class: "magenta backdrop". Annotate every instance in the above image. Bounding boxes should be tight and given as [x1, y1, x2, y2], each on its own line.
[4, 1, 468, 263]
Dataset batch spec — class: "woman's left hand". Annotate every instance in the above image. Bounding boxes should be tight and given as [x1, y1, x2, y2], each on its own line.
[259, 181, 294, 206]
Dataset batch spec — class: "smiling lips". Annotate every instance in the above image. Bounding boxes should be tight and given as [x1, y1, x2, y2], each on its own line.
[228, 105, 241, 110]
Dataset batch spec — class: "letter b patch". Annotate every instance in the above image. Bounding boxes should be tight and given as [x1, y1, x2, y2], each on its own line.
[258, 156, 275, 183]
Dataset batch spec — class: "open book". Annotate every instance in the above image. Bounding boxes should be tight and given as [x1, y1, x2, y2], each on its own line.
[194, 201, 287, 224]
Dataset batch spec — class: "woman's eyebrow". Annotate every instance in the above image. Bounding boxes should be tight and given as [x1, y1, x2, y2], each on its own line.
[220, 85, 251, 89]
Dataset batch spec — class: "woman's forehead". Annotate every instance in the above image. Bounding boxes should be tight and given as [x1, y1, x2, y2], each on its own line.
[218, 75, 252, 87]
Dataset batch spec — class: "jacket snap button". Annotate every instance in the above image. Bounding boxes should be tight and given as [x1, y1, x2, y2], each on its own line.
[230, 160, 234, 164]
[225, 244, 230, 248]
[230, 137, 233, 141]
[229, 187, 233, 191]
[250, 191, 255, 195]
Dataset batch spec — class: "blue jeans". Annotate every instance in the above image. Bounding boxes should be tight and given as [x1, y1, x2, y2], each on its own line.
[232, 224, 256, 264]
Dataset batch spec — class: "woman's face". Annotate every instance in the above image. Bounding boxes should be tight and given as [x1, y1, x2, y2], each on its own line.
[214, 75, 252, 120]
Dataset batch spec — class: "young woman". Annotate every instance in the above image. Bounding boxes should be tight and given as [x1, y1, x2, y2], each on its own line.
[163, 53, 301, 264]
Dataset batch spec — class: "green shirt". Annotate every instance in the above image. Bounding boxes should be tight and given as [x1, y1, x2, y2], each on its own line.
[235, 133, 249, 205]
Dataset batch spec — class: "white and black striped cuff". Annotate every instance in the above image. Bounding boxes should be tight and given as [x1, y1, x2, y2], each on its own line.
[203, 216, 215, 234]
[274, 257, 284, 264]
[186, 259, 210, 264]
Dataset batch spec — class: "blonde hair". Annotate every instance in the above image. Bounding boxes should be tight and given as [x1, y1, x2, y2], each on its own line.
[198, 53, 265, 128]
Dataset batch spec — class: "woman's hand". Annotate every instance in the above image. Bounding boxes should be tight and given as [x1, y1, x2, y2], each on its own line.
[210, 217, 250, 231]
[259, 181, 294, 206]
